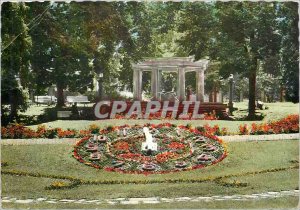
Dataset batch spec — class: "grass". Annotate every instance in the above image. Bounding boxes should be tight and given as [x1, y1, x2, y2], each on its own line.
[1, 140, 298, 199]
[1, 168, 298, 199]
[26, 102, 299, 133]
[2, 101, 299, 208]
[2, 140, 299, 182]
[233, 101, 299, 121]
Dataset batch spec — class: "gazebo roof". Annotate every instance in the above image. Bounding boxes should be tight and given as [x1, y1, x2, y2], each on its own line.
[133, 57, 209, 71]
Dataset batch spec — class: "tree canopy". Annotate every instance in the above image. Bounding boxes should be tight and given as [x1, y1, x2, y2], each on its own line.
[1, 2, 31, 121]
[1, 1, 298, 122]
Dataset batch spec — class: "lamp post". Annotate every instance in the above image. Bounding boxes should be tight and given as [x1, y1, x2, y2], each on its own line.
[228, 74, 234, 114]
[219, 77, 224, 103]
[98, 72, 104, 100]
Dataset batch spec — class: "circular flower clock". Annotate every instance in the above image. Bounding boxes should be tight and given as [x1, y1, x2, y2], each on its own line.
[73, 123, 227, 175]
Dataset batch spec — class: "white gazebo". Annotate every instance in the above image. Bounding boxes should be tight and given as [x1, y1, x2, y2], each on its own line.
[132, 57, 209, 101]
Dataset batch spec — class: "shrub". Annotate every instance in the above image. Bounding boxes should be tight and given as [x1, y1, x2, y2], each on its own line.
[1, 161, 8, 167]
[1, 123, 37, 139]
[45, 180, 80, 190]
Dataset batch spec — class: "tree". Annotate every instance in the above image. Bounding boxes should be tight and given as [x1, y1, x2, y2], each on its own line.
[177, 2, 283, 119]
[72, 2, 156, 99]
[28, 2, 93, 107]
[278, 2, 299, 103]
[1, 2, 32, 123]
[204, 63, 223, 102]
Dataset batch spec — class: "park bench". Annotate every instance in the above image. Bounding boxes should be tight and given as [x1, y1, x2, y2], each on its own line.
[57, 111, 72, 118]
[256, 100, 265, 110]
[66, 96, 90, 106]
[34, 96, 57, 105]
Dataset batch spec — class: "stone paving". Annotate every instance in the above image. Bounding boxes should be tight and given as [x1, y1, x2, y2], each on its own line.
[2, 190, 299, 205]
[1, 133, 298, 145]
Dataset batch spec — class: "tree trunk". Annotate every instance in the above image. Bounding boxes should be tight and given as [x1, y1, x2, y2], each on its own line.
[56, 83, 65, 107]
[261, 90, 265, 102]
[248, 70, 257, 119]
[280, 87, 284, 102]
[9, 91, 18, 121]
[97, 79, 103, 100]
[209, 92, 213, 102]
[240, 91, 243, 102]
[213, 86, 217, 102]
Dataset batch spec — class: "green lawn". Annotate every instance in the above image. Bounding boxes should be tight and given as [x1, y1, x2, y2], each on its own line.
[3, 102, 299, 208]
[1, 140, 299, 209]
[26, 102, 299, 133]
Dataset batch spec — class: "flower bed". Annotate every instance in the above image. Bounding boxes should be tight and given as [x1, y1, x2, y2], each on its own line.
[1, 114, 298, 139]
[114, 112, 218, 120]
[238, 114, 299, 135]
[1, 123, 227, 139]
[73, 123, 227, 175]
[1, 124, 88, 139]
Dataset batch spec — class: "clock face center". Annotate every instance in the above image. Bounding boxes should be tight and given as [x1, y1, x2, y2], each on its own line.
[142, 127, 158, 153]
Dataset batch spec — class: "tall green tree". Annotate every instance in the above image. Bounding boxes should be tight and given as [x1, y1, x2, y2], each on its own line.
[28, 2, 93, 107]
[74, 2, 155, 98]
[278, 2, 299, 103]
[217, 2, 282, 118]
[1, 2, 32, 122]
[177, 2, 283, 119]
[75, 2, 182, 97]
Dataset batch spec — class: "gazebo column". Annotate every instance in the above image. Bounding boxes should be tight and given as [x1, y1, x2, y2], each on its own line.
[196, 68, 205, 102]
[151, 69, 159, 100]
[157, 69, 161, 99]
[133, 68, 142, 100]
[177, 68, 185, 101]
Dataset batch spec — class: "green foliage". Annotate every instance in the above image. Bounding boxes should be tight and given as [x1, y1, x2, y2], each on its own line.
[278, 3, 299, 103]
[161, 72, 177, 92]
[27, 2, 93, 106]
[1, 2, 32, 121]
[177, 3, 217, 60]
[256, 69, 281, 102]
[1, 1, 298, 120]
[176, 2, 297, 118]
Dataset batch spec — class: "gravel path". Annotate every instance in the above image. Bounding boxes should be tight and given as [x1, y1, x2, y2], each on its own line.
[1, 138, 78, 145]
[2, 190, 299, 205]
[1, 133, 298, 145]
[220, 133, 299, 142]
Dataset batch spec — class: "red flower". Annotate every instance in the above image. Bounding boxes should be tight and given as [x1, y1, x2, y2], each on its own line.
[168, 142, 185, 150]
[114, 141, 129, 151]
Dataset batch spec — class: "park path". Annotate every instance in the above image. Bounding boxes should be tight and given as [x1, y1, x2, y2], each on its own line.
[2, 190, 299, 205]
[1, 133, 298, 145]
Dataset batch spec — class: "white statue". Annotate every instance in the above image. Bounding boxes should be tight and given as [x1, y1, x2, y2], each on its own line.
[141, 127, 158, 152]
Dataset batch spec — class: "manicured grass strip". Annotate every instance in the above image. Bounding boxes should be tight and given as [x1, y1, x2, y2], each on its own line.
[2, 169, 298, 200]
[2, 140, 298, 182]
[2, 165, 298, 185]
[1, 170, 81, 182]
